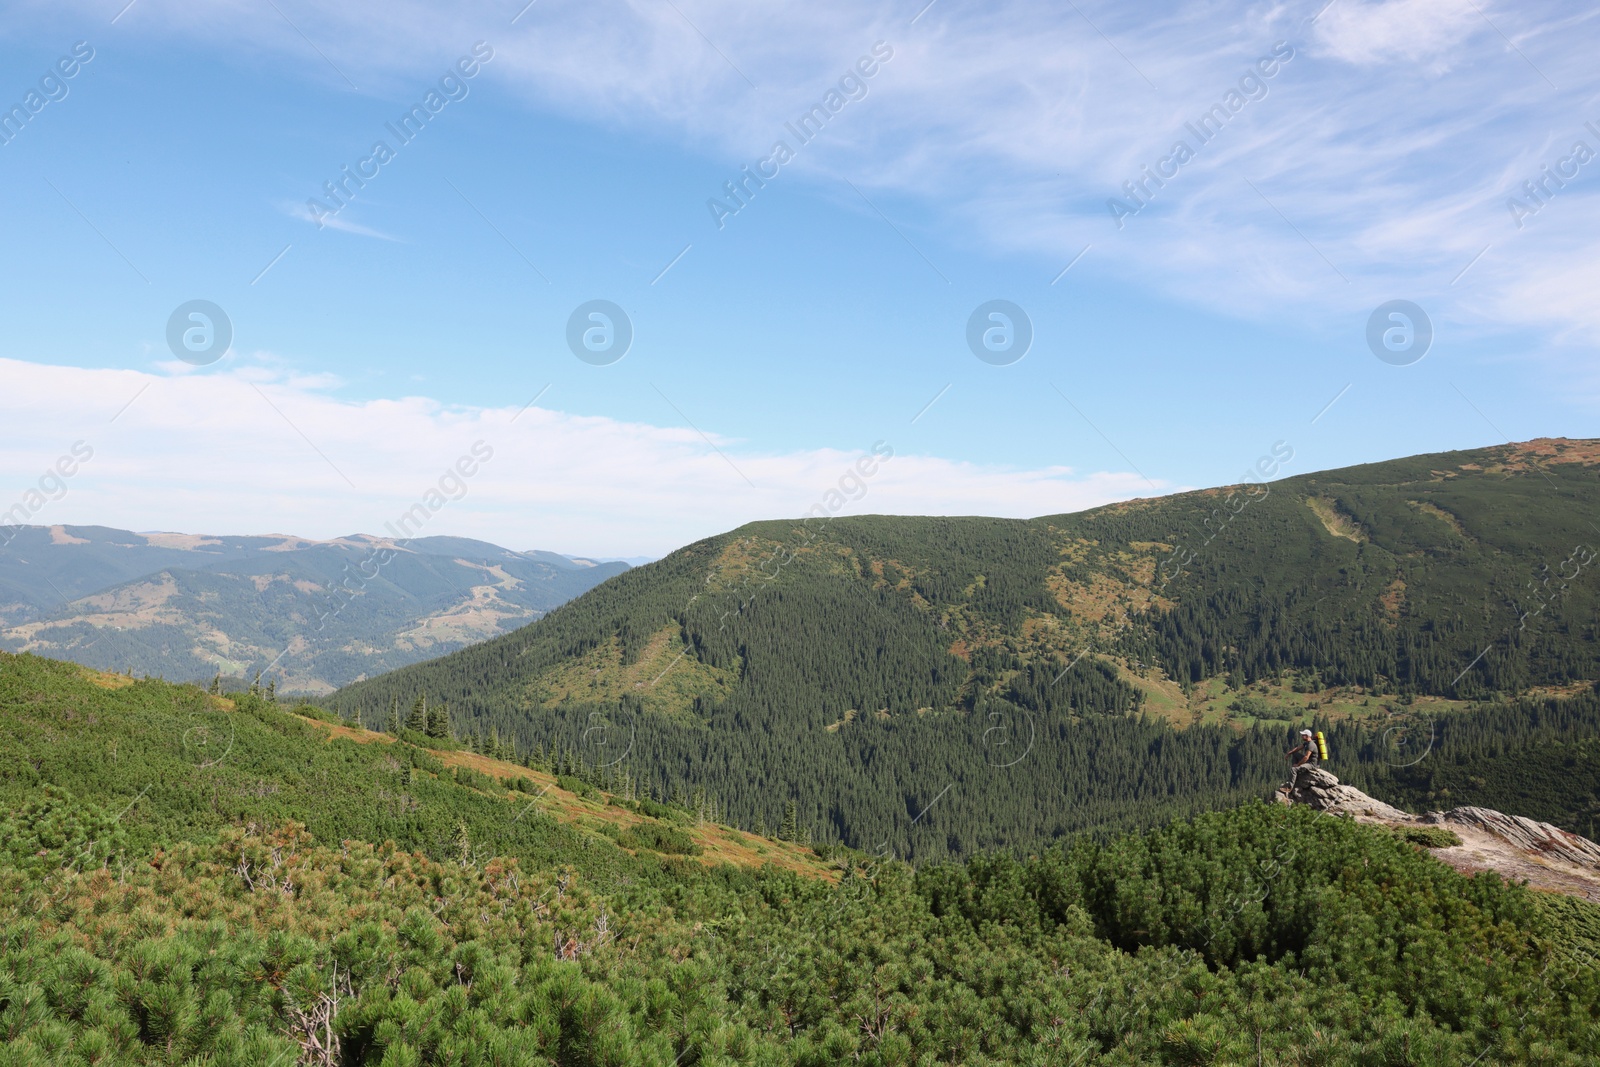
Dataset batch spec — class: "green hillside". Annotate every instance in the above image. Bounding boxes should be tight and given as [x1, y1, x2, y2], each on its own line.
[332, 439, 1600, 859]
[0, 652, 826, 892]
[4, 652, 1599, 1065]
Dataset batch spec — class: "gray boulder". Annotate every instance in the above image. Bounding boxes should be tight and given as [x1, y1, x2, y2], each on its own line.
[1275, 766, 1414, 821]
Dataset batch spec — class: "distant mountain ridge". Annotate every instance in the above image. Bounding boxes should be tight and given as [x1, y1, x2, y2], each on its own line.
[0, 524, 628, 692]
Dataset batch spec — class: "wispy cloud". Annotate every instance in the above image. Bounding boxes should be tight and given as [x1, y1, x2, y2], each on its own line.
[279, 200, 402, 241]
[1316, 0, 1483, 70]
[31, 0, 1600, 348]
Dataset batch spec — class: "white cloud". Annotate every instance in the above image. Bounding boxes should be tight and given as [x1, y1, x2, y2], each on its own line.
[0, 358, 1160, 557]
[20, 0, 1600, 348]
[279, 200, 402, 241]
[1314, 0, 1481, 69]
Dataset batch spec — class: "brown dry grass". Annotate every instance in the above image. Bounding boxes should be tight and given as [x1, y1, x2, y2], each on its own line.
[1501, 437, 1600, 468]
[81, 667, 135, 690]
[1380, 578, 1406, 622]
[1408, 500, 1471, 539]
[1305, 497, 1365, 542]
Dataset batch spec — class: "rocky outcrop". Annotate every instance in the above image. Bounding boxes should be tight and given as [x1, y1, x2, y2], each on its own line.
[1427, 806, 1600, 870]
[1275, 766, 1413, 821]
[1276, 766, 1600, 903]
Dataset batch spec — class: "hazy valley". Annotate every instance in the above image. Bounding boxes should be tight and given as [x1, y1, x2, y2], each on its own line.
[0, 524, 627, 693]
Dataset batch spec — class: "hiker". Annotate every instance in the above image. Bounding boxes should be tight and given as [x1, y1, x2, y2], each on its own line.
[1286, 728, 1319, 790]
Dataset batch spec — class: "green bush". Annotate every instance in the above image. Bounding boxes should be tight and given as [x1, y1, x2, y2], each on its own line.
[8, 652, 1600, 1065]
[1227, 694, 1271, 717]
[292, 702, 342, 724]
[636, 797, 690, 823]
[453, 766, 495, 792]
[618, 821, 702, 855]
[557, 775, 599, 800]
[5, 787, 1598, 1066]
[399, 744, 445, 775]
[1398, 825, 1465, 848]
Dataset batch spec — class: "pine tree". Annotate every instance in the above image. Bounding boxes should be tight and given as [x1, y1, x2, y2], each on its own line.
[265, 678, 276, 700]
[249, 671, 262, 696]
[387, 697, 401, 735]
[208, 673, 221, 695]
[426, 702, 450, 740]
[405, 695, 427, 734]
[779, 799, 798, 842]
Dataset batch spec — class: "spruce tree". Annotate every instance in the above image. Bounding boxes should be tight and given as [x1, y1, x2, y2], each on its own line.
[405, 695, 427, 734]
[779, 800, 798, 842]
[426, 702, 450, 740]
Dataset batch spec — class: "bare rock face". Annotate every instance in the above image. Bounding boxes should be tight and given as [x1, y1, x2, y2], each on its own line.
[1275, 767, 1600, 902]
[1276, 766, 1414, 822]
[1430, 806, 1600, 870]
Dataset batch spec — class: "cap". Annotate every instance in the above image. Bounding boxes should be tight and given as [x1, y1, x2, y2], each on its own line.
[1300, 729, 1313, 737]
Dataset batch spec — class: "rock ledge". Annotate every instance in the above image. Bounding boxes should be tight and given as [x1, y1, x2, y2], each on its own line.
[1275, 766, 1413, 821]
[1275, 767, 1600, 901]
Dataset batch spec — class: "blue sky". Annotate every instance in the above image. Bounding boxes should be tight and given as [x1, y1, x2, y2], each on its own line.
[0, 0, 1596, 556]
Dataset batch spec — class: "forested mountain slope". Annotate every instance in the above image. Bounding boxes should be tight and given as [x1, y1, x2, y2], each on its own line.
[0, 525, 626, 692]
[4, 651, 1599, 1065]
[334, 438, 1600, 859]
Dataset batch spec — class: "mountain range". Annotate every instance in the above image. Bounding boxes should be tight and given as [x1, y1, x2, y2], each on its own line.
[333, 437, 1600, 859]
[5, 440, 1600, 1063]
[0, 524, 627, 692]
